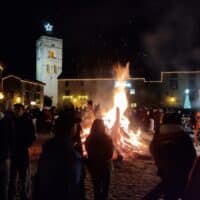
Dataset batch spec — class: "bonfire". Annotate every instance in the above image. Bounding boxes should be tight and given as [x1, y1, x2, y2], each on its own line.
[81, 63, 149, 159]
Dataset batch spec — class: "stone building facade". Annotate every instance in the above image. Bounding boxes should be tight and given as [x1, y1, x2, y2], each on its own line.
[2, 75, 45, 109]
[58, 71, 200, 109]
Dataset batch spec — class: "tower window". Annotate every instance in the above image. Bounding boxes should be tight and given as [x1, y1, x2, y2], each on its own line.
[54, 64, 58, 74]
[48, 51, 55, 59]
[47, 64, 50, 73]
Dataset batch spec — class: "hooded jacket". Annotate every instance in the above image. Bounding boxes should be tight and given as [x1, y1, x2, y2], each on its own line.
[150, 124, 196, 179]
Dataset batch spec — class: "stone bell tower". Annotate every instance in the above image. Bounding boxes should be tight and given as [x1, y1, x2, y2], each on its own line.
[36, 24, 63, 106]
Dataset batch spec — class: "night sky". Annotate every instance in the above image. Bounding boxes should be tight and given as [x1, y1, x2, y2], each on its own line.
[0, 0, 200, 80]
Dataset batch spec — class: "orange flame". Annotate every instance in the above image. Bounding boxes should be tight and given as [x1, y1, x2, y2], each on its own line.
[81, 63, 148, 159]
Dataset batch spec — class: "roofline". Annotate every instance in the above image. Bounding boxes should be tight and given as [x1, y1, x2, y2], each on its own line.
[2, 75, 45, 86]
[58, 70, 200, 83]
[59, 77, 146, 81]
[36, 35, 63, 43]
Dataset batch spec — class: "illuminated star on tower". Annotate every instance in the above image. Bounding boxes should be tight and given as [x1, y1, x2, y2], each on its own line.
[44, 23, 53, 33]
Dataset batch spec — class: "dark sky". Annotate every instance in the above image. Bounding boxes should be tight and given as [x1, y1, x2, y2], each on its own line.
[0, 0, 200, 80]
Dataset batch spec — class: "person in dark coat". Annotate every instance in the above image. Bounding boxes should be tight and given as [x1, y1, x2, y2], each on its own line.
[35, 108, 82, 200]
[72, 110, 86, 200]
[144, 112, 197, 200]
[0, 110, 14, 200]
[86, 119, 114, 200]
[152, 108, 161, 133]
[8, 104, 36, 200]
[183, 156, 200, 200]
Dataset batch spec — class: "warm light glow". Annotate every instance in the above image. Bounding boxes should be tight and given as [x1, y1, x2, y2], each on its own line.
[0, 92, 4, 100]
[48, 51, 55, 59]
[130, 89, 135, 95]
[63, 95, 89, 100]
[62, 95, 73, 100]
[131, 103, 137, 108]
[78, 95, 88, 100]
[30, 101, 36, 106]
[15, 97, 21, 103]
[73, 98, 77, 103]
[115, 81, 131, 88]
[168, 96, 176, 103]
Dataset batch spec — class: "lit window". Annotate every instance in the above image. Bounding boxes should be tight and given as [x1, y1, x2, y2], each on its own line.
[47, 64, 50, 73]
[130, 89, 135, 95]
[48, 51, 55, 58]
[54, 64, 58, 74]
[131, 103, 137, 108]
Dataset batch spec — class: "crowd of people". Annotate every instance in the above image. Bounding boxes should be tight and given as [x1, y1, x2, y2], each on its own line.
[0, 104, 36, 200]
[1, 101, 200, 200]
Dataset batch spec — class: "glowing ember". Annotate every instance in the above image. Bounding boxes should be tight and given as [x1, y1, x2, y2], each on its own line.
[81, 63, 148, 159]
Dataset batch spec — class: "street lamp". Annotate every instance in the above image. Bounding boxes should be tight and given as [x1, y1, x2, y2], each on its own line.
[0, 92, 4, 100]
[185, 89, 190, 94]
[30, 101, 36, 106]
[166, 96, 177, 106]
[169, 96, 176, 103]
[15, 97, 21, 104]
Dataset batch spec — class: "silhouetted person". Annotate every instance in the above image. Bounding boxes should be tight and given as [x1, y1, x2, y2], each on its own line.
[35, 108, 82, 200]
[86, 119, 114, 200]
[0, 110, 14, 200]
[183, 156, 200, 200]
[73, 110, 86, 200]
[144, 112, 196, 200]
[42, 108, 53, 133]
[82, 100, 95, 130]
[8, 104, 35, 200]
[193, 111, 200, 146]
[152, 108, 161, 133]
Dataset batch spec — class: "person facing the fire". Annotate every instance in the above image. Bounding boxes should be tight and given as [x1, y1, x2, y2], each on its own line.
[35, 106, 83, 200]
[183, 156, 200, 200]
[86, 119, 114, 200]
[82, 100, 95, 130]
[144, 112, 196, 200]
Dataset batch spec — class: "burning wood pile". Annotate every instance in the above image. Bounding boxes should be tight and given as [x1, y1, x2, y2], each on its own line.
[81, 63, 149, 159]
